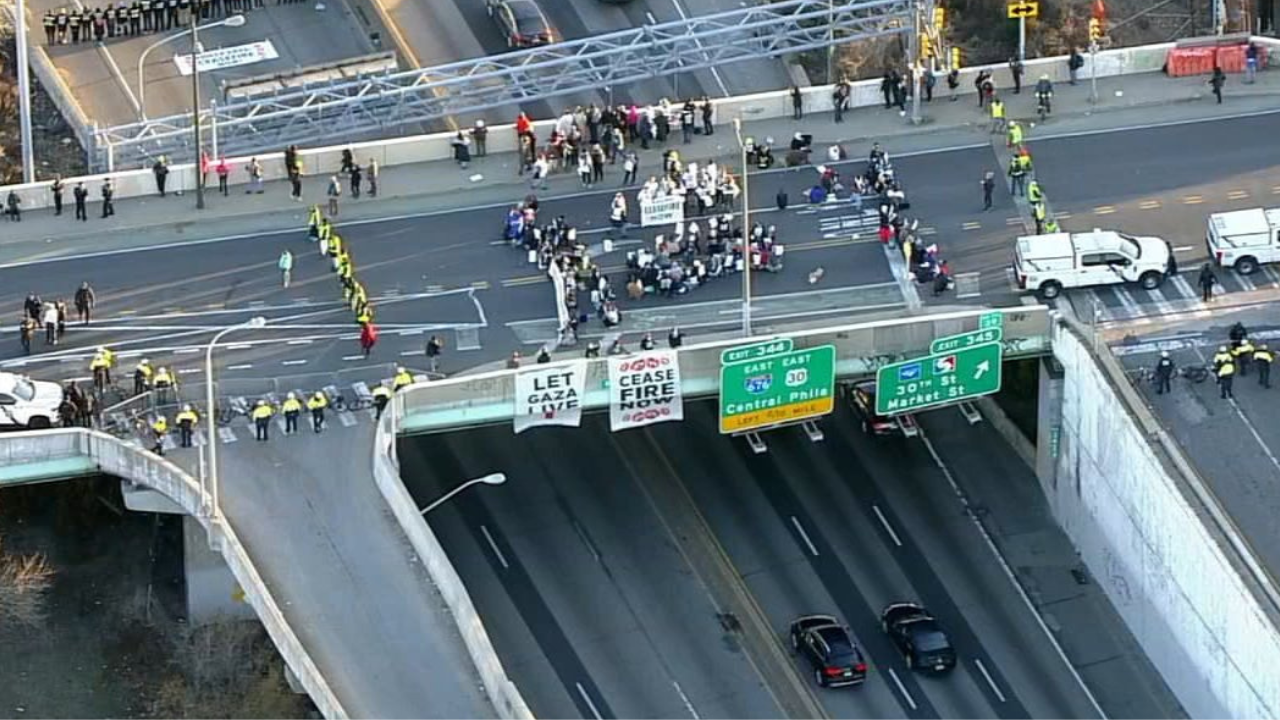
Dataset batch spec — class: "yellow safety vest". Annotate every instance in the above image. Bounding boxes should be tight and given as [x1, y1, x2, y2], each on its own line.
[1033, 203, 1046, 220]
[1233, 341, 1255, 357]
[1255, 350, 1274, 364]
[90, 355, 110, 370]
[136, 364, 153, 379]
[372, 386, 392, 400]
[307, 395, 328, 410]
[176, 411, 197, 425]
[393, 372, 412, 390]
[251, 405, 273, 420]
[328, 235, 343, 257]
[282, 398, 303, 413]
[153, 370, 173, 386]
[1219, 362, 1236, 377]
[991, 102, 1004, 118]
[1027, 183, 1043, 202]
[1213, 351, 1233, 366]
[152, 418, 167, 434]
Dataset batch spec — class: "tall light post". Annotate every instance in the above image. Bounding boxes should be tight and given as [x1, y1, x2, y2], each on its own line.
[204, 316, 266, 520]
[732, 117, 752, 338]
[15, 0, 34, 183]
[137, 14, 244, 118]
[419, 473, 507, 515]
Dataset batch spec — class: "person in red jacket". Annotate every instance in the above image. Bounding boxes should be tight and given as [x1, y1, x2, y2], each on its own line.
[360, 321, 378, 357]
[515, 112, 532, 139]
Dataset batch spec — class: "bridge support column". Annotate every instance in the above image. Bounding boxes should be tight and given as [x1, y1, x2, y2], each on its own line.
[1034, 354, 1065, 497]
[183, 515, 257, 625]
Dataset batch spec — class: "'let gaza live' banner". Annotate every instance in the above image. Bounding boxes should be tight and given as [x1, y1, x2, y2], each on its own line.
[608, 351, 683, 431]
[513, 361, 587, 434]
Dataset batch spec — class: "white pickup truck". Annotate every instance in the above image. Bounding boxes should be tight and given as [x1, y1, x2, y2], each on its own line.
[1206, 207, 1280, 275]
[0, 372, 64, 429]
[1013, 229, 1175, 300]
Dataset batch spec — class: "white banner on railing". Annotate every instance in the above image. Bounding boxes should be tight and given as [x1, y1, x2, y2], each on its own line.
[640, 194, 684, 228]
[513, 361, 587, 434]
[608, 351, 683, 431]
[174, 40, 280, 76]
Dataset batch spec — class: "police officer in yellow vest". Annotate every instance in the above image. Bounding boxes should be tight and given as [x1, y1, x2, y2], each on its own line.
[372, 383, 393, 420]
[153, 366, 175, 405]
[307, 205, 322, 240]
[307, 391, 328, 433]
[1027, 180, 1044, 205]
[1212, 345, 1233, 371]
[392, 366, 413, 392]
[1007, 121, 1023, 149]
[133, 357, 153, 396]
[318, 219, 333, 255]
[1255, 343, 1273, 388]
[175, 404, 198, 447]
[327, 234, 343, 266]
[251, 399, 273, 441]
[90, 346, 115, 391]
[1217, 356, 1236, 399]
[1232, 336, 1255, 377]
[281, 392, 303, 434]
[1033, 202, 1047, 234]
[150, 414, 168, 455]
[989, 97, 1006, 134]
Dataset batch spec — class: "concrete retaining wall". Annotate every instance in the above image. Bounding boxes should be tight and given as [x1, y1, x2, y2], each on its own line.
[0, 429, 349, 720]
[371, 406, 533, 719]
[9, 37, 1219, 206]
[1047, 320, 1280, 718]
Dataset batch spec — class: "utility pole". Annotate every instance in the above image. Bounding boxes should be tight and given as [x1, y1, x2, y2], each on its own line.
[826, 0, 835, 83]
[15, 0, 35, 183]
[1018, 15, 1026, 61]
[191, 12, 204, 210]
[1089, 40, 1099, 104]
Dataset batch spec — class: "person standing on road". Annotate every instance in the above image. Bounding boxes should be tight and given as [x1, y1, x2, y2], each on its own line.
[246, 157, 264, 194]
[251, 400, 273, 441]
[282, 392, 302, 434]
[1154, 351, 1175, 394]
[1246, 43, 1259, 84]
[360, 320, 378, 357]
[18, 316, 34, 355]
[982, 170, 995, 210]
[51, 175, 64, 216]
[152, 157, 169, 197]
[1008, 56, 1023, 94]
[41, 301, 58, 345]
[100, 178, 115, 218]
[153, 366, 175, 404]
[790, 85, 802, 119]
[216, 155, 230, 196]
[150, 415, 168, 455]
[5, 191, 20, 221]
[307, 391, 327, 433]
[326, 175, 341, 216]
[1198, 263, 1217, 301]
[1007, 156, 1026, 197]
[175, 405, 198, 448]
[1255, 344, 1273, 388]
[1217, 356, 1236, 399]
[426, 334, 444, 374]
[73, 182, 88, 221]
[366, 159, 378, 197]
[371, 383, 392, 420]
[1068, 48, 1084, 85]
[350, 163, 362, 199]
[278, 249, 293, 288]
[392, 366, 413, 392]
[471, 120, 488, 157]
[133, 358, 152, 396]
[1209, 66, 1226, 104]
[73, 279, 94, 324]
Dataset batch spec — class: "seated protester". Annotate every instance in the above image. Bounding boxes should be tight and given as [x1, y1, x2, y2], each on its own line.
[755, 143, 774, 169]
[602, 301, 622, 327]
[806, 185, 827, 204]
[826, 144, 848, 162]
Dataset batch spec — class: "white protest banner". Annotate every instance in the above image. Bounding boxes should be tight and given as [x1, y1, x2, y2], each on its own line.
[640, 194, 684, 228]
[608, 350, 684, 431]
[174, 40, 280, 76]
[513, 361, 588, 434]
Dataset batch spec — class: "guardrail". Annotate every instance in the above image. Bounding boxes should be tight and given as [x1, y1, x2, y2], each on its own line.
[399, 305, 1053, 434]
[372, 400, 533, 719]
[8, 35, 1257, 211]
[0, 429, 349, 720]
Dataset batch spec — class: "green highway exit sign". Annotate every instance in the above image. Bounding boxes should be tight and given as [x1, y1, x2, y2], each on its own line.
[720, 338, 793, 365]
[875, 342, 1003, 416]
[720, 345, 836, 434]
[931, 327, 1002, 354]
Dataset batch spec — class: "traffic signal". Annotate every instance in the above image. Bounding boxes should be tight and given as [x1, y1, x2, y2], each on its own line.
[1088, 17, 1103, 40]
[933, 7, 945, 30]
[951, 46, 961, 69]
[920, 34, 933, 58]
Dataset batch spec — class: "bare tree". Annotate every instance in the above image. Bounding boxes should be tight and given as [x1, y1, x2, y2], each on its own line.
[0, 535, 54, 627]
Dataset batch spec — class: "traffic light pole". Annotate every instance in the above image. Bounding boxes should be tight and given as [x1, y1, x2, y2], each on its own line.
[1089, 40, 1099, 104]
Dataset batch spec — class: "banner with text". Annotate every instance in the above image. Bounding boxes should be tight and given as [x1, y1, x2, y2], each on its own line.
[174, 40, 280, 76]
[639, 194, 685, 228]
[513, 361, 588, 434]
[608, 351, 684, 431]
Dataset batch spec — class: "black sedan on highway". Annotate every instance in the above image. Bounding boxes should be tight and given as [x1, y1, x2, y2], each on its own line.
[486, 0, 555, 48]
[789, 615, 868, 688]
[881, 602, 957, 673]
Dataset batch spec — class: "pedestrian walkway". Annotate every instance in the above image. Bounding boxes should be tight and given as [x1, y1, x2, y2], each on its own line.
[4, 69, 1279, 269]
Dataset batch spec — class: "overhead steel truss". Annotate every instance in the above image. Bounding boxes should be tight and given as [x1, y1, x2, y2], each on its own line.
[92, 0, 913, 168]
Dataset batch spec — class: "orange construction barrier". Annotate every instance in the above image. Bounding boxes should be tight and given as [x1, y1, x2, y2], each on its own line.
[1166, 47, 1217, 77]
[1217, 45, 1245, 73]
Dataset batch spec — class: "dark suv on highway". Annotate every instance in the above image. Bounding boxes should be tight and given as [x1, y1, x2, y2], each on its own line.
[881, 602, 957, 673]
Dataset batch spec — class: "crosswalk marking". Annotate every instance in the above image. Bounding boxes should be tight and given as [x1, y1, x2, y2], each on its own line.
[818, 209, 880, 239]
[1263, 266, 1280, 287]
[1112, 287, 1145, 321]
[1143, 285, 1175, 316]
[1237, 273, 1257, 292]
[338, 413, 358, 427]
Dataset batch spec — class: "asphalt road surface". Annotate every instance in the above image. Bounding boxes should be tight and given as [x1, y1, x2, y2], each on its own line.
[399, 396, 1176, 719]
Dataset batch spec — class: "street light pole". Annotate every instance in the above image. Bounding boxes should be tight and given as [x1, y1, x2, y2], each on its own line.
[204, 316, 266, 520]
[1089, 40, 1099, 104]
[191, 13, 205, 210]
[137, 15, 244, 119]
[732, 118, 752, 338]
[15, 0, 35, 183]
[419, 473, 507, 515]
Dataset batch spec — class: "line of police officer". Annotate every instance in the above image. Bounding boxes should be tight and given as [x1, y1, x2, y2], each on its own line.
[42, 0, 263, 46]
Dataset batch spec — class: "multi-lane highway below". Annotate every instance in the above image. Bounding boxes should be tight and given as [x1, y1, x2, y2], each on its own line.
[399, 395, 1178, 718]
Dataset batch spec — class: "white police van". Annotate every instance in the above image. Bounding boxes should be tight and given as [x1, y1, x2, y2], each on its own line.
[0, 372, 64, 429]
[1013, 229, 1175, 300]
[1206, 207, 1280, 275]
